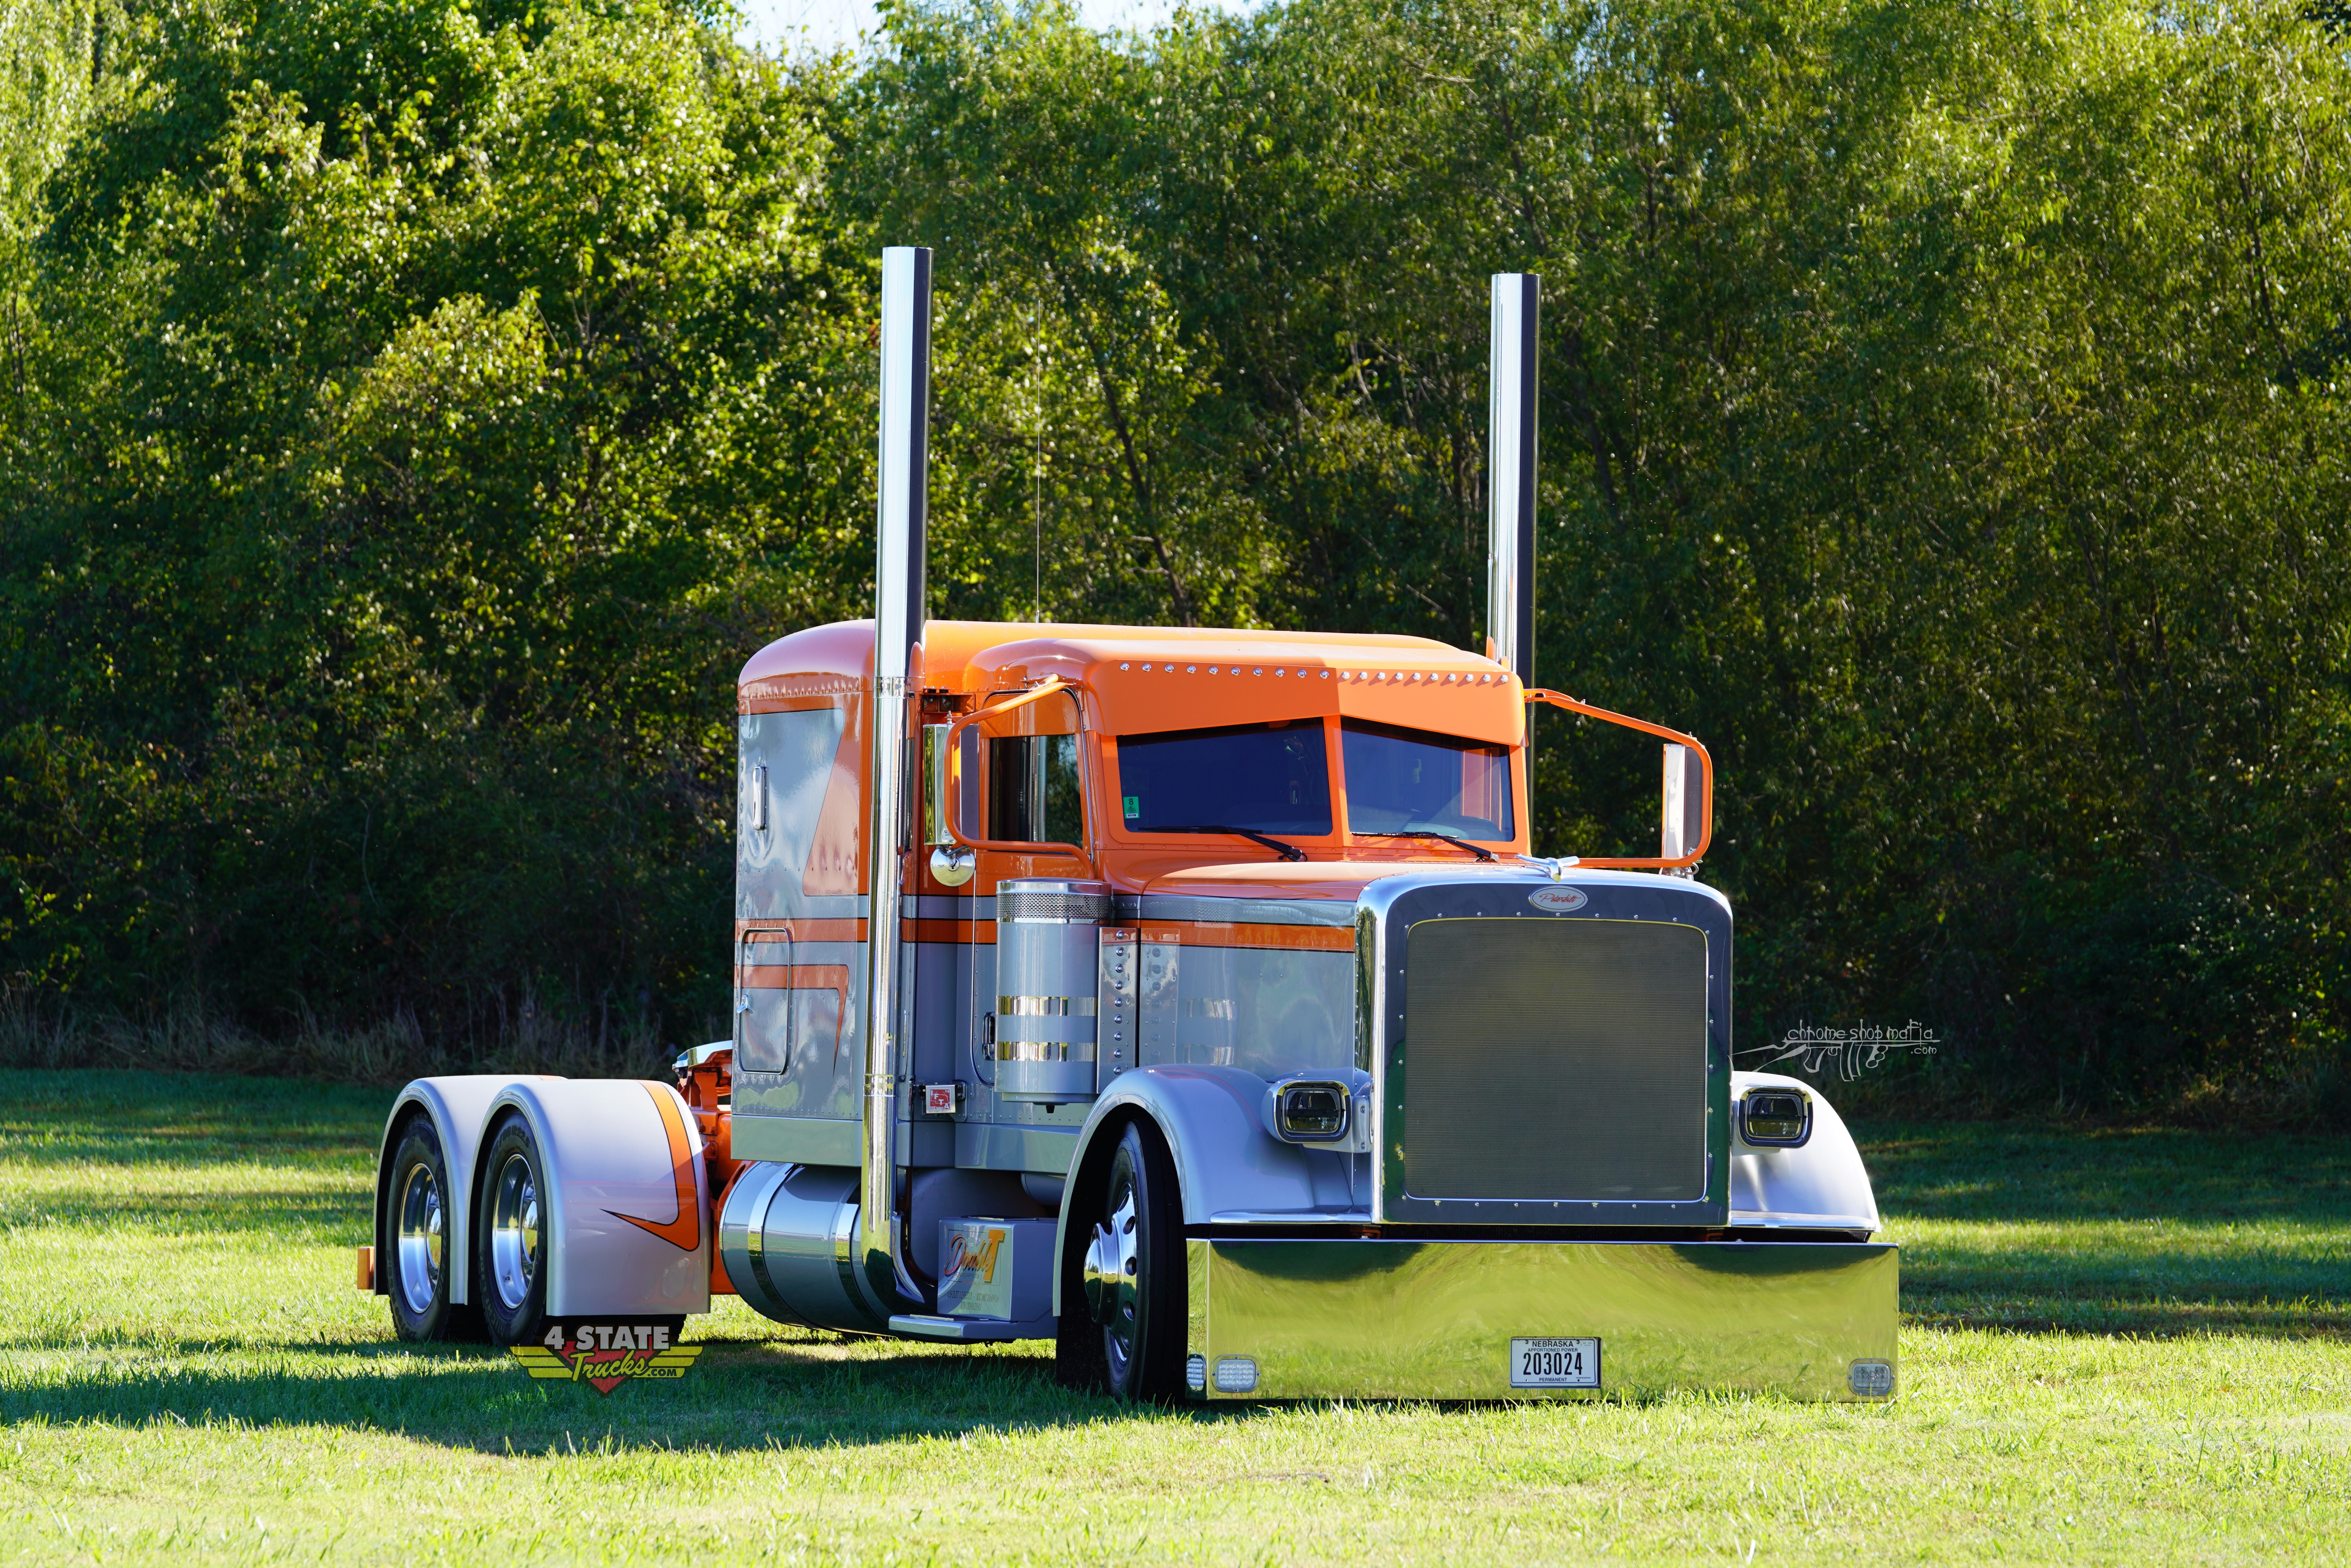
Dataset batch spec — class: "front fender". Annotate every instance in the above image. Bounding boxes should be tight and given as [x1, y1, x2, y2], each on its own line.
[478, 1078, 712, 1317]
[1728, 1072, 1881, 1234]
[1050, 1066, 1367, 1317]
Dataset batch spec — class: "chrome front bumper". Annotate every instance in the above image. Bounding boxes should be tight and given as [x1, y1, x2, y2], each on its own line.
[1184, 1238, 1898, 1402]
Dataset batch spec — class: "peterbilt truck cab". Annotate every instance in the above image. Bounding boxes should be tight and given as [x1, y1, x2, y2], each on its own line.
[365, 251, 1896, 1403]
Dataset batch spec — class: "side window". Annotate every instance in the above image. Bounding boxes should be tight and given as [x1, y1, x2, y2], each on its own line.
[987, 734, 1083, 844]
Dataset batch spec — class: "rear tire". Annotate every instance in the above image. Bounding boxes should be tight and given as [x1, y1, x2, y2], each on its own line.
[385, 1116, 485, 1343]
[1079, 1120, 1187, 1403]
[476, 1111, 553, 1348]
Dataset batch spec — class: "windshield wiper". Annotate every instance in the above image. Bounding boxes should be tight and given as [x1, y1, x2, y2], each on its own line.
[1160, 825, 1308, 863]
[1366, 829, 1496, 863]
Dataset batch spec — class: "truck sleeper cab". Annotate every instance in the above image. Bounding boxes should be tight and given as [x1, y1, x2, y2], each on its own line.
[708, 619, 1894, 1401]
[363, 249, 1894, 1404]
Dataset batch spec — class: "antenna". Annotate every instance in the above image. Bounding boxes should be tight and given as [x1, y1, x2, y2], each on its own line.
[1033, 306, 1044, 623]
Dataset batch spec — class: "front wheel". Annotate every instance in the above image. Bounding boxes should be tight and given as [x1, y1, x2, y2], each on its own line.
[1075, 1120, 1187, 1402]
[476, 1111, 552, 1347]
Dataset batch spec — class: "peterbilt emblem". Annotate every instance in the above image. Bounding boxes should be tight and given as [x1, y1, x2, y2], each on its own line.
[1527, 887, 1588, 913]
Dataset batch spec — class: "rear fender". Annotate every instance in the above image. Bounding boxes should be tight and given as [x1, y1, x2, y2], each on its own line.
[1728, 1072, 1881, 1234]
[477, 1079, 713, 1317]
[374, 1076, 553, 1305]
[1049, 1066, 1365, 1317]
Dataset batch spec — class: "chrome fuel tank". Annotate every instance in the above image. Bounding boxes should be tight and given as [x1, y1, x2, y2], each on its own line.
[717, 1161, 884, 1333]
[993, 879, 1109, 1104]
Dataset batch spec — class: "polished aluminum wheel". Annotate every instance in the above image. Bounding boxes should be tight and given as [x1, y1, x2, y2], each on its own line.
[1086, 1190, 1140, 1331]
[488, 1152, 541, 1311]
[396, 1164, 445, 1316]
[1094, 1152, 1144, 1380]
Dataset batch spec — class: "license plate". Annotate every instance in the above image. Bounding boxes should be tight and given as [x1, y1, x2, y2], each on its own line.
[1510, 1337, 1600, 1389]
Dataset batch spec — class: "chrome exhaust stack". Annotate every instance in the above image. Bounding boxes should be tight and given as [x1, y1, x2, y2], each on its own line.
[1486, 272, 1540, 688]
[854, 244, 933, 1320]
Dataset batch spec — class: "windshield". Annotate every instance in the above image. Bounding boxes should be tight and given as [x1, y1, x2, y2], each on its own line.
[1114, 720, 1332, 835]
[1341, 720, 1514, 839]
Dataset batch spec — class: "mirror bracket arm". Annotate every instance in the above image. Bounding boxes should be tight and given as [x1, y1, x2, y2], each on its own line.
[942, 677, 1094, 861]
[1522, 687, 1714, 869]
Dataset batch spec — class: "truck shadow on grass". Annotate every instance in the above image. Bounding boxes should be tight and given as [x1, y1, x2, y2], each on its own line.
[2, 1338, 1263, 1452]
[3, 1338, 1914, 1451]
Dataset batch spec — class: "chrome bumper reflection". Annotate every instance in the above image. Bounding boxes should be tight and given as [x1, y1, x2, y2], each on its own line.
[1184, 1238, 1898, 1402]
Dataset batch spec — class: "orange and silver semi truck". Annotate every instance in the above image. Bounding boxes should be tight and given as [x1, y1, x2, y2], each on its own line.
[365, 250, 1897, 1402]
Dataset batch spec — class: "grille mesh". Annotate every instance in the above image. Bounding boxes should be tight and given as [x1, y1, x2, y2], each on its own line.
[997, 890, 1111, 923]
[1403, 917, 1707, 1202]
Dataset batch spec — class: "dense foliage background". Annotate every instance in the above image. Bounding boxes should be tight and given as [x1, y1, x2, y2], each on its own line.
[4, 0, 2346, 1118]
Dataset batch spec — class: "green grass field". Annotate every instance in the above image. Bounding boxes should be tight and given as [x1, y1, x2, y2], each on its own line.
[3, 1070, 2345, 1564]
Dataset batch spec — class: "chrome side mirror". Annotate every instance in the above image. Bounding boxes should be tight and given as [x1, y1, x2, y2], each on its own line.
[924, 723, 975, 885]
[924, 723, 953, 846]
[1661, 742, 1705, 870]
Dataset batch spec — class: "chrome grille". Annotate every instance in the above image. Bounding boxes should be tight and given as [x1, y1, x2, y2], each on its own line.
[1403, 917, 1707, 1202]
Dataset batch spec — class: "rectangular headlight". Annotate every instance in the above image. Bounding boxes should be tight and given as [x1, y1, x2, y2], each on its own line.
[1737, 1087, 1812, 1147]
[1276, 1081, 1349, 1141]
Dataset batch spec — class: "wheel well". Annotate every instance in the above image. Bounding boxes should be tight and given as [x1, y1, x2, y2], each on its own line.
[375, 1104, 434, 1284]
[1057, 1108, 1171, 1313]
[467, 1105, 532, 1254]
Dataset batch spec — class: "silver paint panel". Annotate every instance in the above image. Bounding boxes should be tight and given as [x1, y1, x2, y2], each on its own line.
[1156, 945, 1354, 1077]
[477, 1078, 712, 1318]
[731, 1114, 862, 1167]
[1131, 894, 1357, 929]
[954, 1120, 1083, 1175]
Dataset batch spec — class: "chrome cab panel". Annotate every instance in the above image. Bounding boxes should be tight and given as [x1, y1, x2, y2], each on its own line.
[1356, 871, 1735, 1228]
[735, 706, 849, 921]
